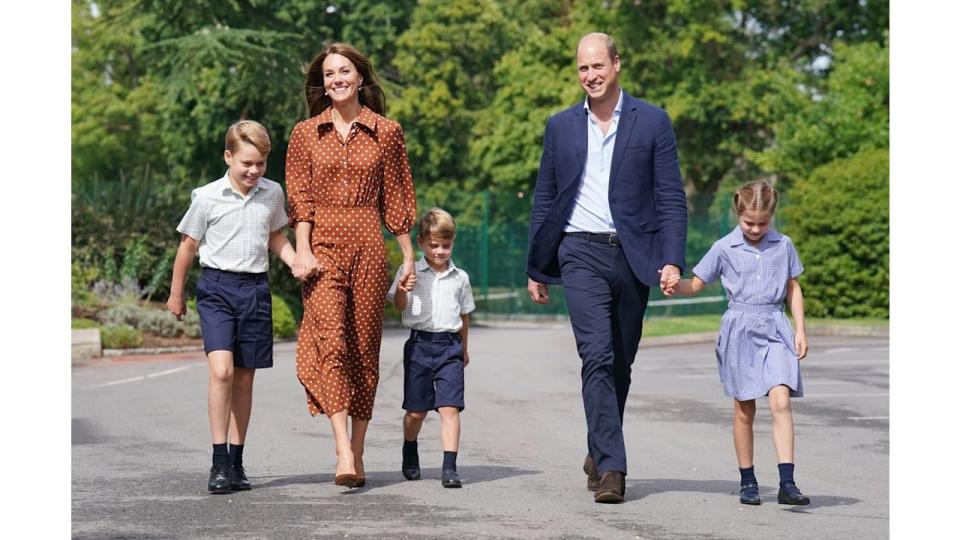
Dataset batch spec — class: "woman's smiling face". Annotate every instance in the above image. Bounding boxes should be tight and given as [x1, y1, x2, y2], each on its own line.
[322, 53, 362, 106]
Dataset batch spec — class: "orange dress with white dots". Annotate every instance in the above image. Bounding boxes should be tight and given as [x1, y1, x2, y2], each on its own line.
[285, 106, 416, 420]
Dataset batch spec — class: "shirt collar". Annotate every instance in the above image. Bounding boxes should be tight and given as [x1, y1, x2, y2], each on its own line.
[727, 227, 782, 247]
[218, 172, 262, 198]
[583, 87, 623, 116]
[416, 256, 458, 277]
[317, 105, 378, 133]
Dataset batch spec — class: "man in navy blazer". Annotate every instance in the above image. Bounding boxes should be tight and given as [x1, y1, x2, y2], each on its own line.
[527, 33, 688, 503]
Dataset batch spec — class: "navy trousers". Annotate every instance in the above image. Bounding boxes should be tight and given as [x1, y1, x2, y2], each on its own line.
[558, 234, 649, 475]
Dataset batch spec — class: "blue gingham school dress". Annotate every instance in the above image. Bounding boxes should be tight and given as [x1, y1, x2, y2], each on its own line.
[692, 227, 804, 401]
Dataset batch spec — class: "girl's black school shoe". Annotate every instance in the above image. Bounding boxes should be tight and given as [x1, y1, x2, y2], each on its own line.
[739, 482, 761, 505]
[777, 482, 810, 505]
[208, 462, 233, 494]
[231, 463, 251, 490]
[441, 468, 462, 488]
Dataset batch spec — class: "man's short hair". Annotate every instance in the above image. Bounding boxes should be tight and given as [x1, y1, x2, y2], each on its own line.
[578, 32, 619, 62]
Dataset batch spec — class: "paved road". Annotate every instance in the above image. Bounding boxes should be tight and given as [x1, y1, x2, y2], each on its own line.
[72, 325, 888, 539]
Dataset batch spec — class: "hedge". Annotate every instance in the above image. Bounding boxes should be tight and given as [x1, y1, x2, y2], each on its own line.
[780, 148, 888, 318]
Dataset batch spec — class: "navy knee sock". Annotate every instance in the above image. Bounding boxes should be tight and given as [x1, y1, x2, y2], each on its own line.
[212, 443, 229, 465]
[229, 444, 244, 466]
[403, 440, 419, 463]
[739, 466, 757, 486]
[442, 451, 458, 472]
[778, 463, 795, 485]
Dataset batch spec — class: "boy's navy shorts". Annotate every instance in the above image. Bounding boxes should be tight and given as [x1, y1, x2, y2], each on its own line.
[196, 268, 274, 369]
[402, 329, 465, 412]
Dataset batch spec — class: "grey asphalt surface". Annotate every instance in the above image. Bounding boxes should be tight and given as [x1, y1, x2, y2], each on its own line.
[72, 325, 889, 539]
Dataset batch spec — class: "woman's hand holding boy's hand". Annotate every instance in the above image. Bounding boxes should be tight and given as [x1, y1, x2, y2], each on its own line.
[398, 259, 416, 292]
[166, 295, 187, 321]
[292, 250, 319, 281]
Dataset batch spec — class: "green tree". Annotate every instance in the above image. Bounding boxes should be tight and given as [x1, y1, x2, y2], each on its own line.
[391, 0, 520, 191]
[752, 37, 889, 182]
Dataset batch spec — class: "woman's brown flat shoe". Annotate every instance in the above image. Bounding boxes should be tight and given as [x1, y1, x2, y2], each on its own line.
[334, 473, 357, 487]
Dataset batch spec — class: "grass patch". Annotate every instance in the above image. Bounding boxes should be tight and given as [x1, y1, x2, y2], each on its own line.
[643, 315, 720, 337]
[642, 315, 888, 337]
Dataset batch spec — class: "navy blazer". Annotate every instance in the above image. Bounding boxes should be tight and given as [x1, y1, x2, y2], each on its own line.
[526, 91, 688, 287]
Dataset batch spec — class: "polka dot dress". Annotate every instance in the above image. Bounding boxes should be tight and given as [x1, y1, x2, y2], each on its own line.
[285, 106, 417, 420]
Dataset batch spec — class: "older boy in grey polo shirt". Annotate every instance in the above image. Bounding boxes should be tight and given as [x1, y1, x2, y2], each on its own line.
[387, 207, 475, 488]
[167, 120, 296, 494]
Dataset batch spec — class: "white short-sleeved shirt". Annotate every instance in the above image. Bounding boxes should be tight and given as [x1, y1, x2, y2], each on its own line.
[386, 257, 476, 332]
[176, 174, 288, 273]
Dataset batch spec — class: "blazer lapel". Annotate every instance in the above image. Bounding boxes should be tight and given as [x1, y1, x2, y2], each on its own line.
[574, 107, 587, 168]
[608, 93, 638, 194]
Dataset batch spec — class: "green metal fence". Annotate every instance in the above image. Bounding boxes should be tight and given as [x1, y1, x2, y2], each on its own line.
[440, 191, 759, 321]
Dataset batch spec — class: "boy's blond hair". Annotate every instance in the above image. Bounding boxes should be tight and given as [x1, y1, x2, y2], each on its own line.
[417, 207, 456, 241]
[225, 120, 271, 155]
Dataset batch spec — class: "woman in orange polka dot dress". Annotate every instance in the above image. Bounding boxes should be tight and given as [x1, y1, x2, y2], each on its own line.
[285, 43, 417, 487]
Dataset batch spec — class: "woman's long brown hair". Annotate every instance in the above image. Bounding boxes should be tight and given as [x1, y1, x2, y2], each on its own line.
[304, 43, 385, 117]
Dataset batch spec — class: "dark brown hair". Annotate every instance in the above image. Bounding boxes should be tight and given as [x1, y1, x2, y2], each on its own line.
[304, 43, 385, 117]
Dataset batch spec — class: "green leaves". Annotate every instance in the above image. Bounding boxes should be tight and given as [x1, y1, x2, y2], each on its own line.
[781, 149, 889, 317]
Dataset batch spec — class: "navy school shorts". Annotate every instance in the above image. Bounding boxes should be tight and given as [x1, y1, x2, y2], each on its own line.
[196, 268, 274, 369]
[402, 329, 465, 412]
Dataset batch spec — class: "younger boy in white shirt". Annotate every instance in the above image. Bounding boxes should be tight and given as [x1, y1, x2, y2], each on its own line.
[387, 207, 475, 488]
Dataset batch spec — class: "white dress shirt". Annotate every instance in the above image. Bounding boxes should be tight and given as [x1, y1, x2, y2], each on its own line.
[565, 88, 623, 234]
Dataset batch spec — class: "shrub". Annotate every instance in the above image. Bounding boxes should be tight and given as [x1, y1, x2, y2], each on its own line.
[101, 325, 144, 349]
[272, 294, 296, 339]
[72, 318, 99, 329]
[780, 148, 888, 318]
[72, 262, 101, 312]
[98, 302, 201, 338]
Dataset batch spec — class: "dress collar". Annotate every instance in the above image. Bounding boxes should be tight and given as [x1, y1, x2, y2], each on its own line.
[317, 105, 378, 133]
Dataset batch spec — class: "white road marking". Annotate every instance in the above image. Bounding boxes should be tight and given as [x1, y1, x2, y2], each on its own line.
[80, 364, 202, 389]
[849, 416, 889, 420]
[805, 392, 888, 397]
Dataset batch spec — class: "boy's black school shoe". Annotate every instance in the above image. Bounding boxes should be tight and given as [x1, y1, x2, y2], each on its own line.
[441, 468, 462, 488]
[777, 482, 810, 505]
[402, 448, 421, 480]
[739, 482, 761, 505]
[231, 463, 251, 490]
[208, 462, 234, 494]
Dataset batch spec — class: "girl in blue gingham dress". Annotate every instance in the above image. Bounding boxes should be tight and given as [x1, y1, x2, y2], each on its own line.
[664, 181, 811, 506]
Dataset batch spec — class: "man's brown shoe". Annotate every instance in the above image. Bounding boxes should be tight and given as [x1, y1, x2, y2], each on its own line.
[594, 471, 625, 504]
[583, 455, 600, 491]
